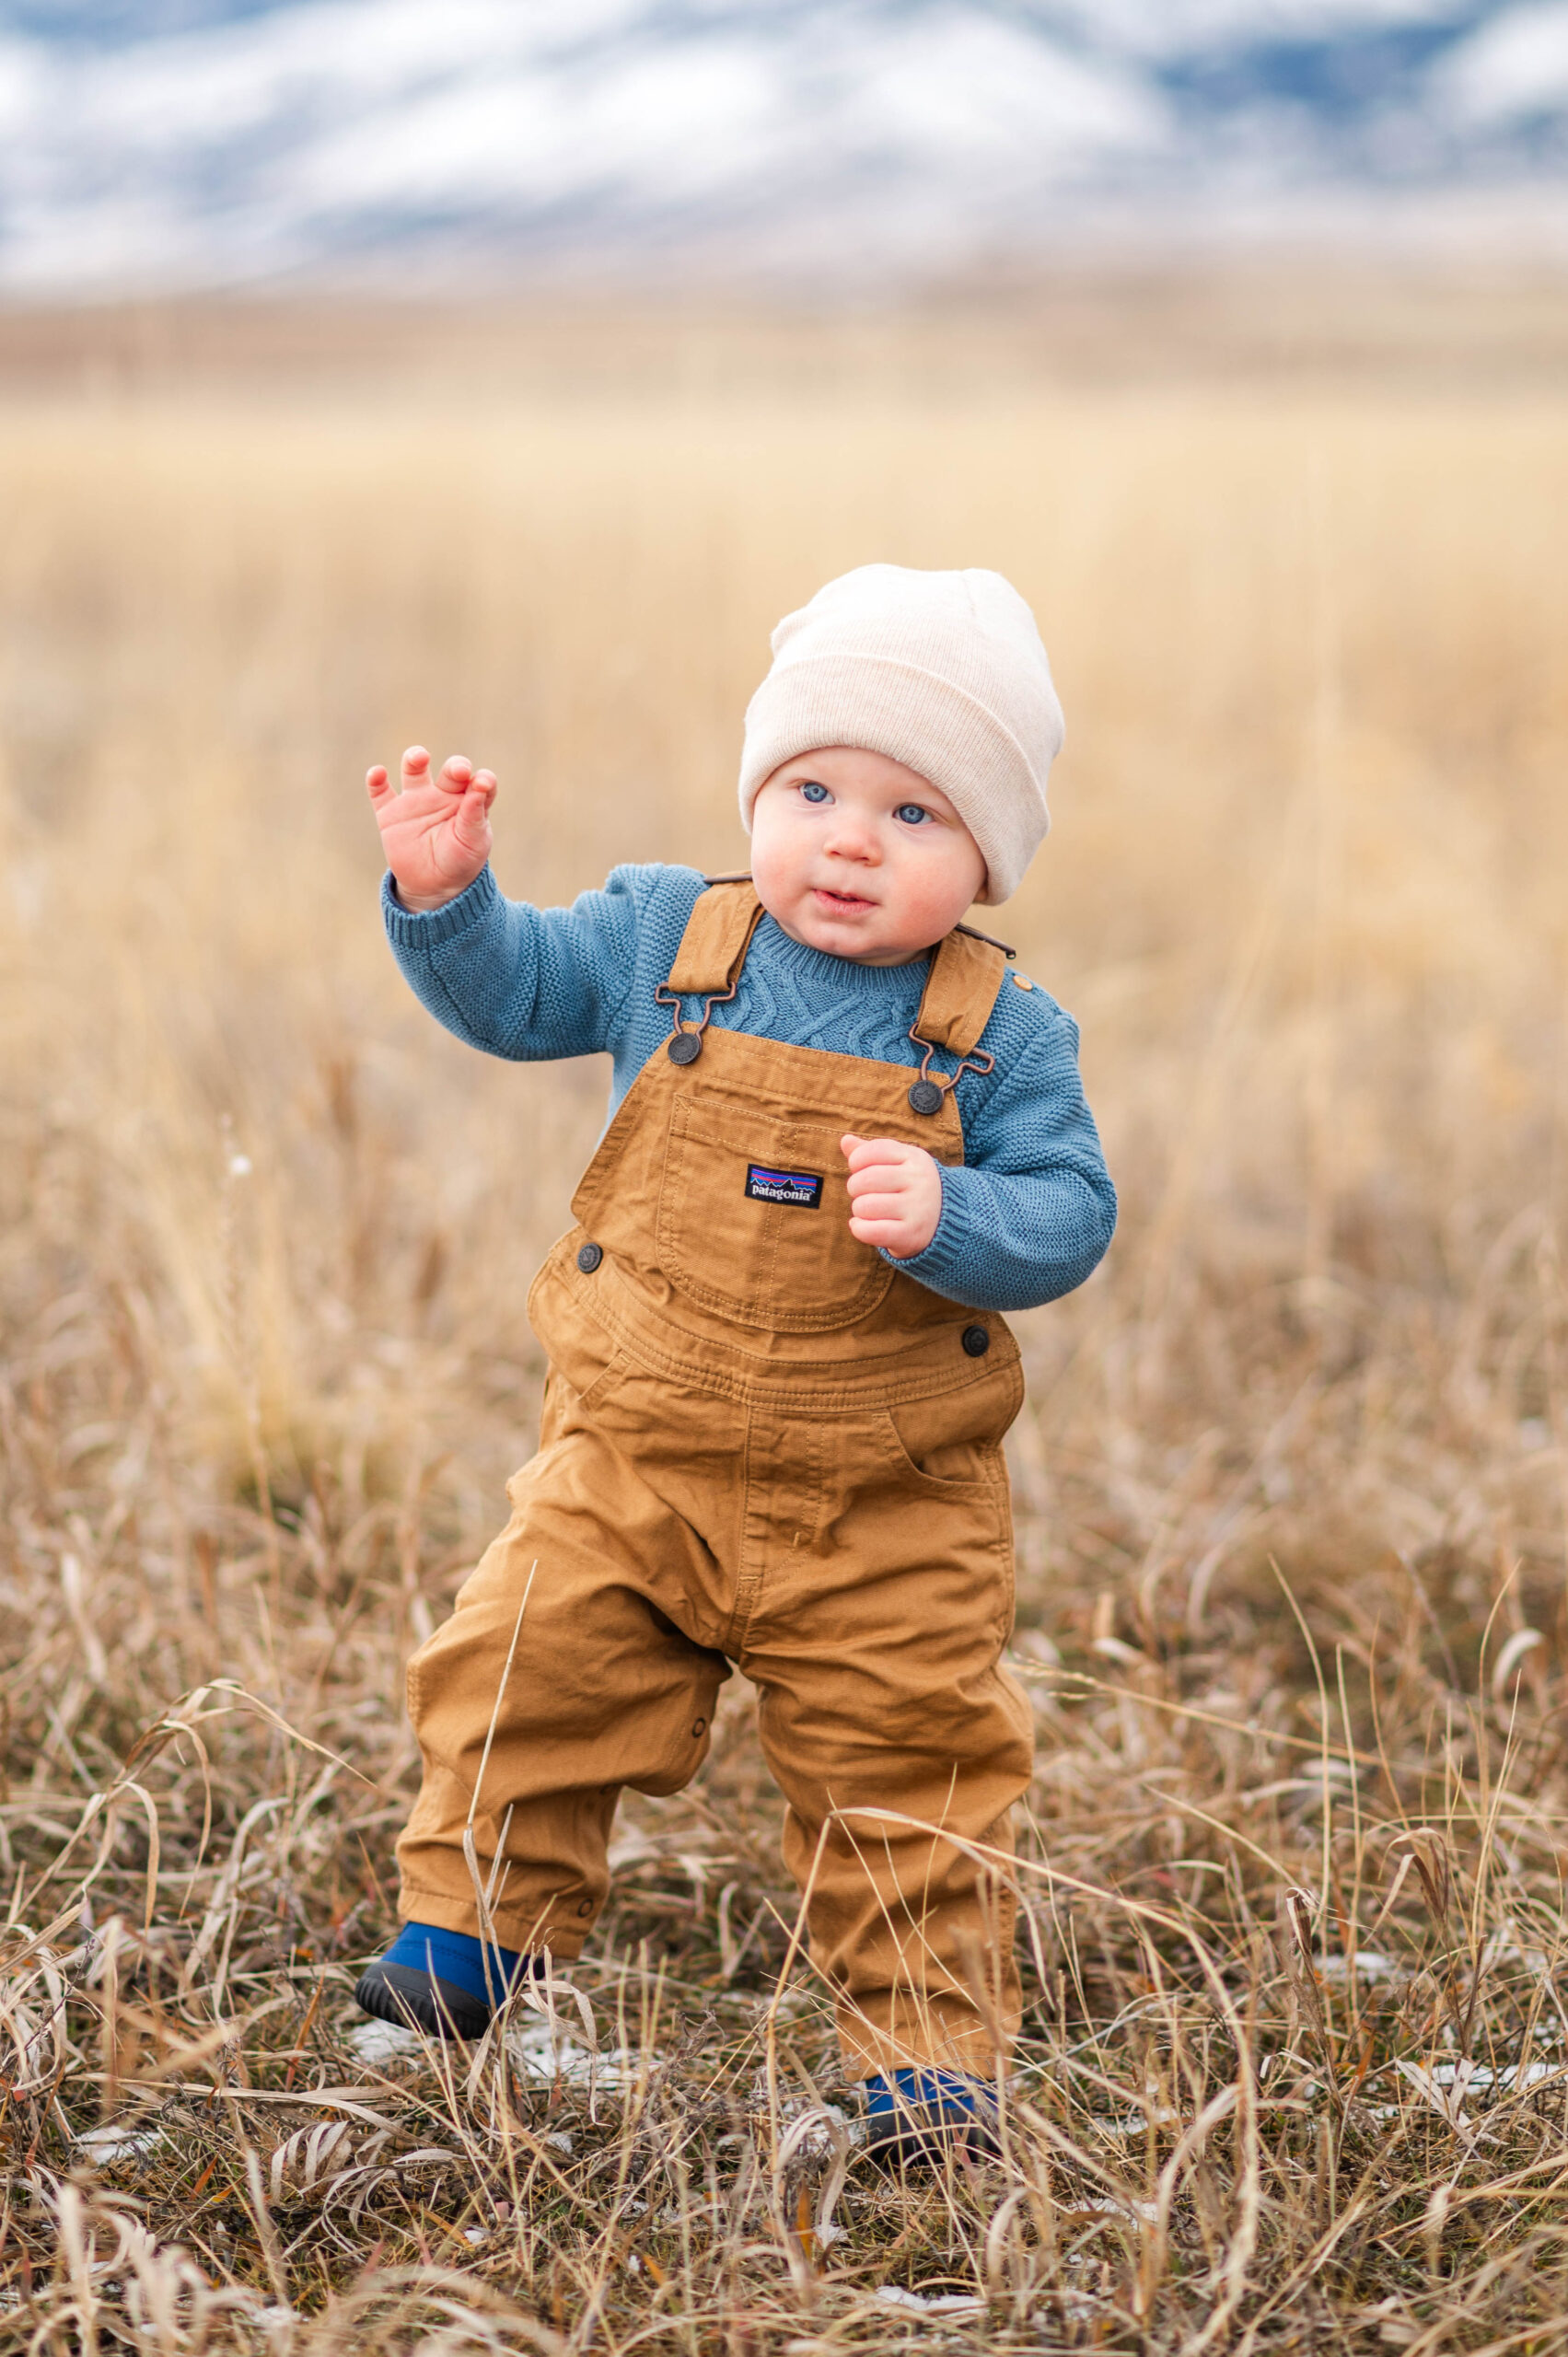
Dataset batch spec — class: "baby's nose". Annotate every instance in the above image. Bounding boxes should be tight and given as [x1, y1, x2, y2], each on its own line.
[824, 822, 877, 860]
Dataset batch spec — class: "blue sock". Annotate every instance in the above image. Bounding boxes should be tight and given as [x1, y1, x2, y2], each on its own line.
[383, 1922, 527, 2008]
[864, 2067, 988, 2117]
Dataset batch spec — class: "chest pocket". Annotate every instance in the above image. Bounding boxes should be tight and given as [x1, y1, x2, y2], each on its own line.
[657, 1086, 896, 1332]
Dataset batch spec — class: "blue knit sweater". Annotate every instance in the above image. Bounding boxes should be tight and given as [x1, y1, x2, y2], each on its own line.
[383, 863, 1115, 1314]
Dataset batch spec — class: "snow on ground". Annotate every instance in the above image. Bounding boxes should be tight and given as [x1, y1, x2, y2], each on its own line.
[0, 3, 1562, 290]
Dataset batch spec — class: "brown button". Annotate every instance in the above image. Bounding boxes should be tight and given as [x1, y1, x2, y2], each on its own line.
[576, 1241, 603, 1273]
[575, 1898, 593, 1918]
[691, 1718, 706, 1737]
[1012, 973, 1035, 992]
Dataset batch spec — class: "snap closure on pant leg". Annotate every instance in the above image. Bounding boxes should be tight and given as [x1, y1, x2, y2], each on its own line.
[961, 1324, 991, 1357]
[576, 1241, 604, 1273]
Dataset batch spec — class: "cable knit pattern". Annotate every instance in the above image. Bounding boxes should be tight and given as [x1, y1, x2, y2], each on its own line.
[383, 862, 1115, 1313]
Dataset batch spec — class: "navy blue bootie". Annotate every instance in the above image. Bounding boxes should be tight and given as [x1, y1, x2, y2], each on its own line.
[354, 1922, 535, 2040]
[862, 2067, 999, 2167]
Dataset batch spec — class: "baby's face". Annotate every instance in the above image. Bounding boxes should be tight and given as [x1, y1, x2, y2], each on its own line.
[750, 748, 986, 967]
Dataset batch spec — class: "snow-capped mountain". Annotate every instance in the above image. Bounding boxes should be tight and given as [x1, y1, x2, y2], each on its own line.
[1, 1, 1565, 292]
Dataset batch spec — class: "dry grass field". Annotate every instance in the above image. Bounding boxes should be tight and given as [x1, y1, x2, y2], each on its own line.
[3, 283, 1568, 2354]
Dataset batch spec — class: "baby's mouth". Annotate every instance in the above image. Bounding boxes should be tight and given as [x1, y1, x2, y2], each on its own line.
[811, 886, 876, 911]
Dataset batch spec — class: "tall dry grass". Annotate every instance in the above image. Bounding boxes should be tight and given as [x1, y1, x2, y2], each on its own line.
[3, 303, 1568, 2352]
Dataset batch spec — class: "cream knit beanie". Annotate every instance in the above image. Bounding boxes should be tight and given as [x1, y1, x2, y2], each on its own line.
[738, 563, 1063, 905]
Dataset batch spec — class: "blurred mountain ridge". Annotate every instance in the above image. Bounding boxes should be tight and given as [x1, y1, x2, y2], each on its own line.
[2, 0, 1565, 291]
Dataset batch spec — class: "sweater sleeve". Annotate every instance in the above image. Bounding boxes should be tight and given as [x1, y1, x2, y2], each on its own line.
[889, 1004, 1117, 1314]
[381, 863, 645, 1062]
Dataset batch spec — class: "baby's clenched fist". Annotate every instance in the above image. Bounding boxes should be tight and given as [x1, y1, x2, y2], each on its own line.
[842, 1132, 943, 1260]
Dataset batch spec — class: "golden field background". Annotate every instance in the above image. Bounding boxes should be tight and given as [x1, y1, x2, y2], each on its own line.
[3, 283, 1568, 2351]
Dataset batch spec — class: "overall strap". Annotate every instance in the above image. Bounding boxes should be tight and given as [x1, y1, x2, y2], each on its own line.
[661, 879, 1004, 1087]
[912, 927, 1008, 1061]
[665, 879, 766, 999]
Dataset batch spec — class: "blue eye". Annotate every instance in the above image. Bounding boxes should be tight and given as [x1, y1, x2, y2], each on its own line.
[895, 802, 931, 825]
[799, 781, 830, 805]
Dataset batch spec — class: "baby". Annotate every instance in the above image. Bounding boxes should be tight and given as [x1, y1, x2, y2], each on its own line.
[357, 564, 1115, 2164]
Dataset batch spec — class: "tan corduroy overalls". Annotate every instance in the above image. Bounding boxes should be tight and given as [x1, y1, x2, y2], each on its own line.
[397, 880, 1035, 2078]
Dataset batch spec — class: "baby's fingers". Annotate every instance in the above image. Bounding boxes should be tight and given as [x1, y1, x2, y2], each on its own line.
[846, 1161, 906, 1202]
[842, 1132, 912, 1173]
[366, 763, 391, 804]
[452, 785, 495, 853]
[847, 1190, 903, 1225]
[848, 1214, 915, 1255]
[401, 746, 432, 789]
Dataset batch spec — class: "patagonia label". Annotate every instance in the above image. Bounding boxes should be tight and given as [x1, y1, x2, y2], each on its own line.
[745, 1163, 823, 1209]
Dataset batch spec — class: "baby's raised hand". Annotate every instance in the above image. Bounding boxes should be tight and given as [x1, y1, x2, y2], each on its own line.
[842, 1133, 943, 1260]
[366, 746, 497, 911]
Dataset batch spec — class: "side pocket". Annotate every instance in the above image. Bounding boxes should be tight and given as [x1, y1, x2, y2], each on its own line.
[994, 1473, 1018, 1645]
[876, 1411, 1016, 1643]
[528, 1348, 625, 1468]
[883, 1363, 1021, 1492]
[880, 1408, 1003, 1495]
